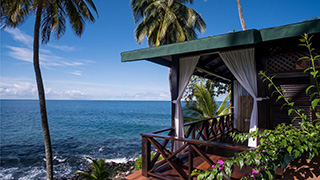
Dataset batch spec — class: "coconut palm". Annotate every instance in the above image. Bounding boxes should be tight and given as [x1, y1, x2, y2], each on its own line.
[236, 0, 246, 30]
[1, 1, 98, 179]
[183, 83, 230, 123]
[131, 0, 206, 47]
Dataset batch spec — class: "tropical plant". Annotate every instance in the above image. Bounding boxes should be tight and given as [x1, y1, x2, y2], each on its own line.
[131, 0, 206, 47]
[75, 157, 117, 180]
[184, 76, 230, 106]
[1, 1, 98, 179]
[192, 34, 320, 180]
[134, 152, 163, 170]
[183, 82, 230, 123]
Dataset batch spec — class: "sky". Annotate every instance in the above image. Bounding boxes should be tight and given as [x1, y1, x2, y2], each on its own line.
[1, 0, 319, 100]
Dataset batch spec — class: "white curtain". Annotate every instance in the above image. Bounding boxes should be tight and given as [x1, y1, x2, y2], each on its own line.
[173, 56, 199, 152]
[219, 48, 258, 147]
[233, 80, 249, 129]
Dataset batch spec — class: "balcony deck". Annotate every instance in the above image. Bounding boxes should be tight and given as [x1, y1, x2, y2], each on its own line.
[126, 114, 252, 180]
[126, 152, 251, 180]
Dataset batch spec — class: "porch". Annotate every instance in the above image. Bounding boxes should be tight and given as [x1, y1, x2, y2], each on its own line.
[126, 114, 251, 180]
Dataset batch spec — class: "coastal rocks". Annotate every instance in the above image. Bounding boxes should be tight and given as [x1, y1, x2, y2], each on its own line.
[56, 160, 135, 180]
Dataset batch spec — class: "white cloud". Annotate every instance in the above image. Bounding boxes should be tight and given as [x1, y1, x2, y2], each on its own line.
[4, 28, 91, 69]
[70, 71, 82, 76]
[47, 44, 76, 52]
[4, 28, 33, 47]
[0, 80, 88, 100]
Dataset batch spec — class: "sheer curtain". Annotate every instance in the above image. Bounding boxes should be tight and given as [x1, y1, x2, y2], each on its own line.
[173, 56, 199, 152]
[219, 48, 258, 147]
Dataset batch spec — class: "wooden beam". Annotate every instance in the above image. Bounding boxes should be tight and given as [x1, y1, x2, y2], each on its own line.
[147, 57, 171, 67]
[195, 67, 231, 82]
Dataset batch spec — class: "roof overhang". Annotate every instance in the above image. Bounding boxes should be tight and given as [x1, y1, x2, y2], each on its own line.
[120, 20, 320, 83]
[121, 20, 320, 63]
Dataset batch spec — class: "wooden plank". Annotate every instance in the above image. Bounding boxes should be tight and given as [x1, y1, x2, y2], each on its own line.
[238, 96, 253, 132]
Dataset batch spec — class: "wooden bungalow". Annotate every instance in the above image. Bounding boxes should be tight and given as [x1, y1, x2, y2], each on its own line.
[121, 20, 320, 180]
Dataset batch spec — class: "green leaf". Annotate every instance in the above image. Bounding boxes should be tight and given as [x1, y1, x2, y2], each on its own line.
[216, 172, 223, 180]
[266, 171, 273, 180]
[276, 95, 282, 102]
[306, 85, 316, 94]
[311, 99, 320, 110]
[311, 71, 319, 78]
[288, 109, 294, 116]
[287, 146, 293, 154]
[295, 150, 301, 158]
[281, 139, 287, 146]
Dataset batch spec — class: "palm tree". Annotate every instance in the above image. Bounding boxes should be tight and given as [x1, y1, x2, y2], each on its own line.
[1, 1, 98, 179]
[236, 0, 247, 30]
[183, 83, 230, 123]
[131, 0, 206, 47]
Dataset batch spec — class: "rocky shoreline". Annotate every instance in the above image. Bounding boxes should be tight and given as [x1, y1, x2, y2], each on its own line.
[56, 161, 135, 180]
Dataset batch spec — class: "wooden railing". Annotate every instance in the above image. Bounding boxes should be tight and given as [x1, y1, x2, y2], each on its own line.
[140, 114, 248, 180]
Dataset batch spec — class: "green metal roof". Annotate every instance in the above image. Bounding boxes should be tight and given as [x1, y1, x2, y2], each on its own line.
[121, 19, 320, 62]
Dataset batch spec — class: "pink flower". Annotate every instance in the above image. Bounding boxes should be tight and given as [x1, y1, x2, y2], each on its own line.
[218, 165, 224, 170]
[252, 170, 259, 175]
[217, 160, 224, 165]
[262, 150, 267, 153]
[211, 165, 216, 168]
[258, 153, 261, 156]
[264, 141, 267, 144]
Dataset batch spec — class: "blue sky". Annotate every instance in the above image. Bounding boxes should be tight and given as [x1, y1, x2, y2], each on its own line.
[1, 0, 319, 100]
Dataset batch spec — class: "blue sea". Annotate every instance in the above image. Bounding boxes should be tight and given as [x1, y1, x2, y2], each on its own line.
[0, 100, 173, 179]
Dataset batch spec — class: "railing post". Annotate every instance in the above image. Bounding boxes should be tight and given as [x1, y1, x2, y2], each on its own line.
[142, 136, 151, 177]
[188, 144, 193, 180]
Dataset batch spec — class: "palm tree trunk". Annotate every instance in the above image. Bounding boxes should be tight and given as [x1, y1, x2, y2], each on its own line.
[34, 3, 54, 180]
[236, 0, 247, 30]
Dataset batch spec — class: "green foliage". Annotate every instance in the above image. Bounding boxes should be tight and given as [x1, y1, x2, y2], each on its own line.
[74, 157, 117, 180]
[183, 82, 230, 123]
[131, 0, 206, 47]
[193, 34, 320, 180]
[1, 0, 98, 43]
[184, 76, 230, 106]
[134, 152, 163, 170]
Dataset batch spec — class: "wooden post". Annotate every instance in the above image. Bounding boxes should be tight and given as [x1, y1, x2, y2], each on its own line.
[171, 55, 179, 152]
[142, 136, 151, 177]
[230, 80, 234, 114]
[188, 145, 193, 180]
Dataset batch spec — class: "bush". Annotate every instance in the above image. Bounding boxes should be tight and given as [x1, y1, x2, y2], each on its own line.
[134, 152, 163, 170]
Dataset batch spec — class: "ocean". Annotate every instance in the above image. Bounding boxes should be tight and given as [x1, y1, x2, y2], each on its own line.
[0, 100, 221, 179]
[0, 100, 173, 179]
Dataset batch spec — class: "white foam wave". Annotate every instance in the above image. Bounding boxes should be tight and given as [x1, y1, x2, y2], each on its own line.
[18, 167, 46, 180]
[53, 156, 67, 163]
[0, 167, 18, 180]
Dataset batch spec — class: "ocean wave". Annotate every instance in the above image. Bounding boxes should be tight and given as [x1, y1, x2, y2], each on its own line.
[18, 166, 46, 180]
[0, 167, 18, 180]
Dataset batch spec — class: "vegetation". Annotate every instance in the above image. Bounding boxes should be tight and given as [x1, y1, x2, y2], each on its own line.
[1, 1, 98, 179]
[183, 81, 230, 123]
[192, 34, 320, 180]
[75, 157, 117, 180]
[131, 0, 206, 47]
[134, 152, 163, 170]
[184, 76, 229, 106]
